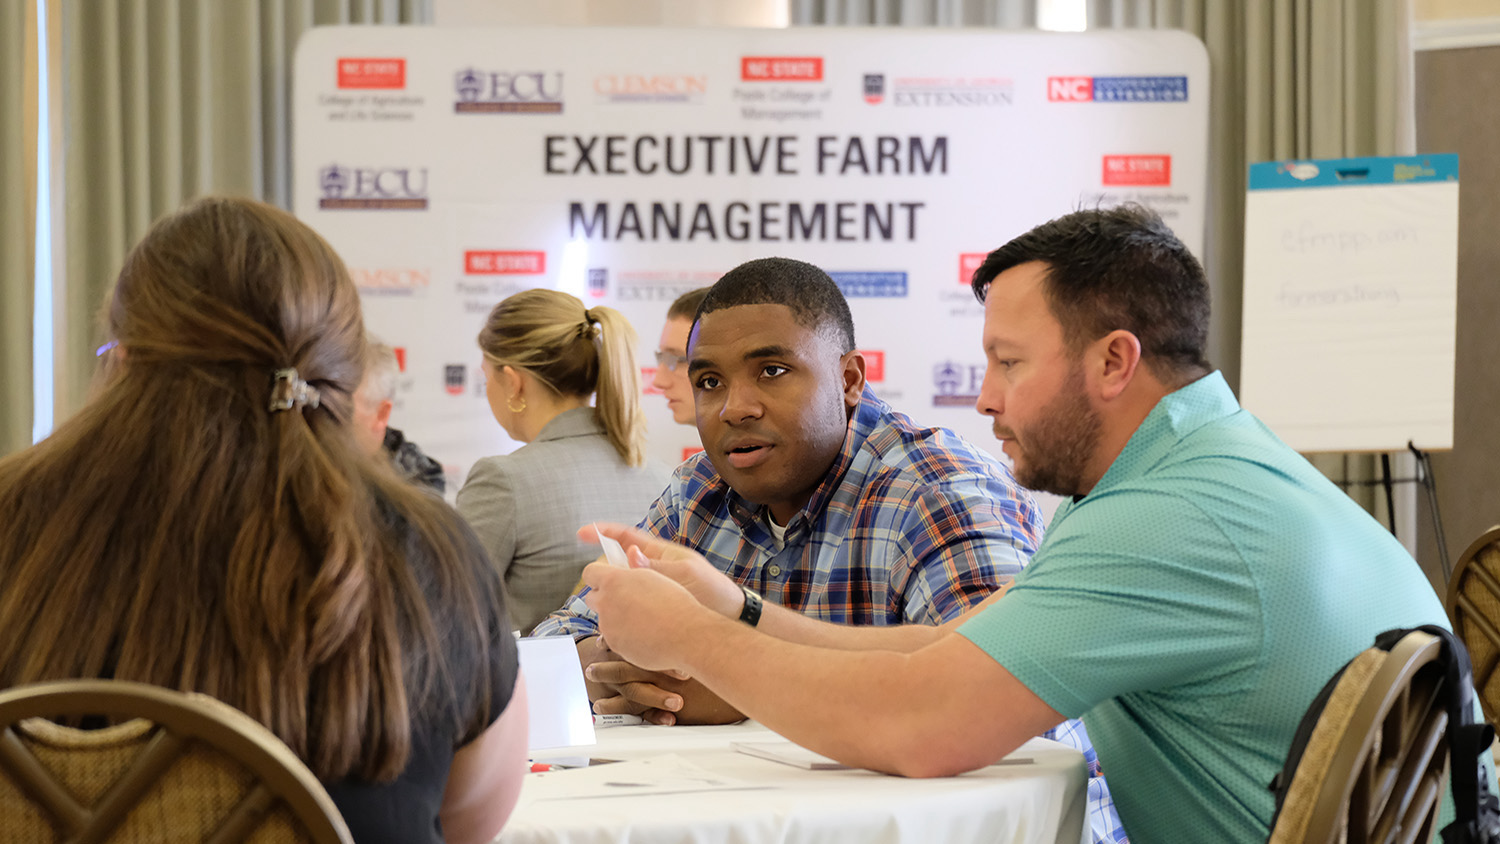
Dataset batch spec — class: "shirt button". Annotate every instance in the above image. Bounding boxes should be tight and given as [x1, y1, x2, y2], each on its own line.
[767, 564, 782, 577]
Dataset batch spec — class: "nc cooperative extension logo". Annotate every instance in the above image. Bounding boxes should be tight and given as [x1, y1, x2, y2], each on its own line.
[1047, 76, 1188, 103]
[859, 350, 885, 383]
[454, 68, 564, 113]
[319, 165, 428, 210]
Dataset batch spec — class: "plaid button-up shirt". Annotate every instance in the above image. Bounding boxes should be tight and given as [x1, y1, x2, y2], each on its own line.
[533, 387, 1042, 636]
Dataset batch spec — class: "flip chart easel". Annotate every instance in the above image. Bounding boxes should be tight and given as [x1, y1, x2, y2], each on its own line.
[1239, 154, 1460, 575]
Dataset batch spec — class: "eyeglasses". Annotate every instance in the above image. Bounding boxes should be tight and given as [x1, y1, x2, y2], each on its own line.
[95, 340, 119, 357]
[654, 350, 688, 372]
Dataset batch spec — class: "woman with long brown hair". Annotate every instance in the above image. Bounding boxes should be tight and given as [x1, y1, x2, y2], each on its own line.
[0, 197, 526, 844]
[456, 289, 669, 634]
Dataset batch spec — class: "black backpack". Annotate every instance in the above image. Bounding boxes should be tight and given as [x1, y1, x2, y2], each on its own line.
[1269, 626, 1500, 843]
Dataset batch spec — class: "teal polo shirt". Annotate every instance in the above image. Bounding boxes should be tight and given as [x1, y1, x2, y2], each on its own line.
[959, 372, 1447, 844]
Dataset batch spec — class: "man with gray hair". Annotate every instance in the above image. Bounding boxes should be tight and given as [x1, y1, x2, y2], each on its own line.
[352, 340, 446, 493]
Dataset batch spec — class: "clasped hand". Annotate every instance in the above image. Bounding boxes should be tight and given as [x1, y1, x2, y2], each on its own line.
[576, 524, 747, 725]
[578, 636, 744, 725]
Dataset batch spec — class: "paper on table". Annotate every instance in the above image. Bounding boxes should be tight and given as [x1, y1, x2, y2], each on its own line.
[594, 523, 629, 568]
[733, 740, 1037, 771]
[526, 754, 768, 800]
[732, 741, 848, 770]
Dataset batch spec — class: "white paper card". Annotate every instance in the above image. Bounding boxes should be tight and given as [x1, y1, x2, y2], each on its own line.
[594, 524, 629, 568]
[517, 636, 596, 750]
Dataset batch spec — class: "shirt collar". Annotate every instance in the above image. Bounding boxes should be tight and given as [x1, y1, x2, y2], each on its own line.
[534, 407, 604, 442]
[724, 386, 888, 535]
[1087, 370, 1239, 496]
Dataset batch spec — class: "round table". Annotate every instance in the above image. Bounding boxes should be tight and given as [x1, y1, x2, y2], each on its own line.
[501, 721, 1086, 844]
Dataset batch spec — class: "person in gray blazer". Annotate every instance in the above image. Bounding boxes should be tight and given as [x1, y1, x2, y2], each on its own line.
[457, 289, 670, 635]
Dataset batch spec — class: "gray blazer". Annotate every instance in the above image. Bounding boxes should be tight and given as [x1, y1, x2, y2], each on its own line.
[456, 407, 671, 635]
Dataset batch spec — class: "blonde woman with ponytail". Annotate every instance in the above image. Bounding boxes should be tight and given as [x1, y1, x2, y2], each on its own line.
[457, 289, 670, 635]
[0, 198, 527, 844]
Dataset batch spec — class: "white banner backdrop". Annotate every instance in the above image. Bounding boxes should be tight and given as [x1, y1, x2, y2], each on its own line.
[293, 26, 1208, 496]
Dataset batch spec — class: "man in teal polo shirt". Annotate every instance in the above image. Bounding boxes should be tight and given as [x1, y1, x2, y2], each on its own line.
[577, 205, 1450, 844]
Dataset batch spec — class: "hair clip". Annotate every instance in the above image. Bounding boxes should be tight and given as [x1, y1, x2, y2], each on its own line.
[269, 368, 321, 413]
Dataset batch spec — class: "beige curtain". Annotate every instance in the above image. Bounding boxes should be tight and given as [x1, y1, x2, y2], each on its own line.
[1, 0, 37, 457]
[1086, 0, 1413, 517]
[55, 0, 431, 420]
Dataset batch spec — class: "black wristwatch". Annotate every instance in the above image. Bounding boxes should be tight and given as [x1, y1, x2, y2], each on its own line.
[738, 585, 763, 627]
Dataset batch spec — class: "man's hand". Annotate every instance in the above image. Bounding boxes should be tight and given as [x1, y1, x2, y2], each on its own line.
[576, 635, 683, 725]
[579, 524, 744, 618]
[588, 666, 746, 725]
[582, 560, 717, 674]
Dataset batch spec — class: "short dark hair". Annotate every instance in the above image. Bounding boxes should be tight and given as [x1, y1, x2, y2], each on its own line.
[971, 204, 1211, 381]
[666, 287, 710, 321]
[697, 258, 855, 353]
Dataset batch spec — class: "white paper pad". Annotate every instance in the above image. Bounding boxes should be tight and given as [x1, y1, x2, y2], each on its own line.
[526, 754, 768, 800]
[516, 636, 596, 750]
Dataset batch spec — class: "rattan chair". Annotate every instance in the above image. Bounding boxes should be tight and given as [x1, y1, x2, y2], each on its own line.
[1446, 525, 1500, 725]
[1267, 630, 1451, 844]
[0, 679, 352, 843]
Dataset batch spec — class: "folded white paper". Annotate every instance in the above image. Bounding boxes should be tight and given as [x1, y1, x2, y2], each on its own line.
[732, 741, 848, 770]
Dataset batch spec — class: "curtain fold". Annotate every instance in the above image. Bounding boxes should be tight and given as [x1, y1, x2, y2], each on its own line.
[1, 0, 37, 456]
[793, 0, 1035, 27]
[54, 0, 430, 421]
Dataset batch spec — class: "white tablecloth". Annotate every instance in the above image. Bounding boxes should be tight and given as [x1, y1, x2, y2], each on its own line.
[499, 722, 1086, 844]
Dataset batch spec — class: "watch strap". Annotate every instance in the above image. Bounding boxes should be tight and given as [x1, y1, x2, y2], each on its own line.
[738, 585, 763, 627]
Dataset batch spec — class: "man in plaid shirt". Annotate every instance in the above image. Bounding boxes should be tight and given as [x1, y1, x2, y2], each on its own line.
[533, 257, 1042, 715]
[532, 257, 1124, 842]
